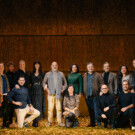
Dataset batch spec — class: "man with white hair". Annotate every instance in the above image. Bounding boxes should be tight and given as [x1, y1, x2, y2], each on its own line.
[43, 62, 67, 127]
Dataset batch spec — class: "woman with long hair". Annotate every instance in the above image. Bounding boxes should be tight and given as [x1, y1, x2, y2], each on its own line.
[30, 60, 45, 127]
[118, 65, 134, 93]
[63, 85, 80, 128]
[67, 64, 83, 97]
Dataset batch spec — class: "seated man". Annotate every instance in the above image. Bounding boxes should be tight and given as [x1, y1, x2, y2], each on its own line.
[96, 84, 118, 129]
[118, 80, 135, 130]
[7, 75, 40, 128]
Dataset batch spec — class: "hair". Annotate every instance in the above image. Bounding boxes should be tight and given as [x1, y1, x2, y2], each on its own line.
[32, 60, 42, 75]
[18, 75, 25, 80]
[87, 62, 94, 67]
[118, 65, 129, 86]
[65, 84, 75, 99]
[101, 84, 108, 89]
[70, 64, 79, 73]
[19, 60, 25, 65]
[7, 61, 15, 68]
[103, 62, 109, 67]
[122, 80, 129, 85]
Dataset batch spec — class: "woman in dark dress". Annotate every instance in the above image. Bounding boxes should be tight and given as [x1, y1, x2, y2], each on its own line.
[30, 61, 45, 127]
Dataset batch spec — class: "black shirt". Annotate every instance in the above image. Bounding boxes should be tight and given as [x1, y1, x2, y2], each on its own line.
[7, 86, 31, 109]
[96, 93, 117, 115]
[133, 71, 135, 89]
[118, 92, 135, 108]
[104, 72, 110, 85]
[14, 69, 30, 90]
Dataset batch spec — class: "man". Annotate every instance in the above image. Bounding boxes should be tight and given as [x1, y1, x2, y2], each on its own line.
[118, 80, 135, 130]
[0, 62, 10, 127]
[7, 75, 40, 128]
[83, 62, 104, 127]
[43, 62, 67, 127]
[6, 62, 15, 124]
[102, 62, 118, 96]
[96, 84, 118, 129]
[14, 60, 30, 90]
[132, 59, 135, 90]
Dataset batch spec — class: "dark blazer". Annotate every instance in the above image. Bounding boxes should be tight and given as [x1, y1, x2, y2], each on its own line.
[102, 72, 118, 95]
[83, 72, 104, 98]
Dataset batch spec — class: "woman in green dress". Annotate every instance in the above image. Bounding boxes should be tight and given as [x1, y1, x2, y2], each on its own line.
[67, 64, 83, 98]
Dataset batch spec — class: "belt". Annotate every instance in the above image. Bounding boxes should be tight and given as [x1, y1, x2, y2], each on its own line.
[33, 82, 41, 86]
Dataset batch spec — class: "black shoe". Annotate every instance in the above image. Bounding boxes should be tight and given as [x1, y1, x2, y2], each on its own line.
[32, 122, 38, 127]
[23, 122, 29, 127]
[88, 124, 95, 127]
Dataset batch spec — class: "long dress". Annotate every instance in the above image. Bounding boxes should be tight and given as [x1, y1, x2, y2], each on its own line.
[30, 73, 45, 121]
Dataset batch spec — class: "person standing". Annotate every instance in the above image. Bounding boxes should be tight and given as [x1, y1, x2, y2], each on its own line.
[30, 61, 45, 127]
[14, 60, 30, 90]
[67, 64, 83, 97]
[118, 65, 134, 93]
[83, 62, 104, 127]
[43, 62, 67, 127]
[102, 62, 118, 96]
[0, 62, 10, 127]
[6, 62, 15, 124]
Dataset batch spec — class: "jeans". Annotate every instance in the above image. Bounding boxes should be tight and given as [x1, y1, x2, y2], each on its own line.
[86, 96, 101, 126]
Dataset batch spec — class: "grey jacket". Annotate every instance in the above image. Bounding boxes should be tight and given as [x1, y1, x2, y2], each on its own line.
[43, 71, 67, 99]
[102, 72, 118, 95]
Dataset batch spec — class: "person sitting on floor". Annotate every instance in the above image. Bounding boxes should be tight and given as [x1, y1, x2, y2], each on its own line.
[96, 84, 118, 129]
[63, 85, 80, 128]
[7, 75, 40, 128]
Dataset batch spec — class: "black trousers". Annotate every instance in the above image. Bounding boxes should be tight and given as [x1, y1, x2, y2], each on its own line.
[96, 108, 118, 126]
[65, 113, 76, 128]
[117, 108, 135, 128]
[1, 96, 10, 126]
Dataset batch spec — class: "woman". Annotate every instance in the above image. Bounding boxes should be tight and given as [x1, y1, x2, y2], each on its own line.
[67, 64, 83, 97]
[0, 62, 10, 127]
[30, 61, 45, 127]
[63, 85, 80, 128]
[118, 65, 134, 93]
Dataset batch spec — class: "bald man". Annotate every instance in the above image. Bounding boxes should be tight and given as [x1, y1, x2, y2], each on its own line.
[43, 62, 67, 127]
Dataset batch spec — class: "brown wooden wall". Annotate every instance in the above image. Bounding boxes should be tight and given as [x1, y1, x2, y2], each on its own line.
[0, 0, 135, 116]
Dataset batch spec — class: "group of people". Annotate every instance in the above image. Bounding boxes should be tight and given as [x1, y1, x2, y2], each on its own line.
[0, 60, 135, 130]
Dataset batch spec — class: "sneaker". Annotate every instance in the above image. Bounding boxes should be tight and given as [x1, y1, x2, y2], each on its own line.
[23, 122, 29, 127]
[132, 126, 135, 130]
[46, 122, 52, 127]
[58, 123, 65, 127]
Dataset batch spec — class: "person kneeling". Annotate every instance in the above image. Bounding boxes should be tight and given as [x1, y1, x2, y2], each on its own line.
[117, 80, 135, 130]
[63, 85, 80, 128]
[96, 84, 118, 129]
[7, 75, 40, 128]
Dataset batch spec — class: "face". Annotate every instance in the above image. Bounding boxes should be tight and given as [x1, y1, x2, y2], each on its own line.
[103, 63, 110, 72]
[101, 85, 109, 94]
[0, 63, 4, 73]
[51, 62, 58, 72]
[18, 77, 25, 86]
[19, 61, 26, 71]
[8, 64, 15, 72]
[87, 64, 94, 73]
[121, 66, 127, 74]
[122, 81, 129, 91]
[68, 86, 74, 95]
[133, 60, 135, 68]
[35, 63, 40, 70]
[72, 65, 77, 73]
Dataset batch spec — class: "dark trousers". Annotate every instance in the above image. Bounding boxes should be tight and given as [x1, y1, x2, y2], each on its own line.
[86, 97, 100, 126]
[8, 103, 14, 124]
[96, 108, 118, 126]
[1, 96, 10, 126]
[118, 108, 135, 127]
[65, 113, 76, 128]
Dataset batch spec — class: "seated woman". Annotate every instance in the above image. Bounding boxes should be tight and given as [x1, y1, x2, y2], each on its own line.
[63, 85, 80, 128]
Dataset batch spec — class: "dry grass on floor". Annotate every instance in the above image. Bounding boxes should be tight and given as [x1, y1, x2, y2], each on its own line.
[0, 117, 135, 135]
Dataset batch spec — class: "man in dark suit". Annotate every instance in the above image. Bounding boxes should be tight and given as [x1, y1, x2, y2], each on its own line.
[102, 62, 118, 96]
